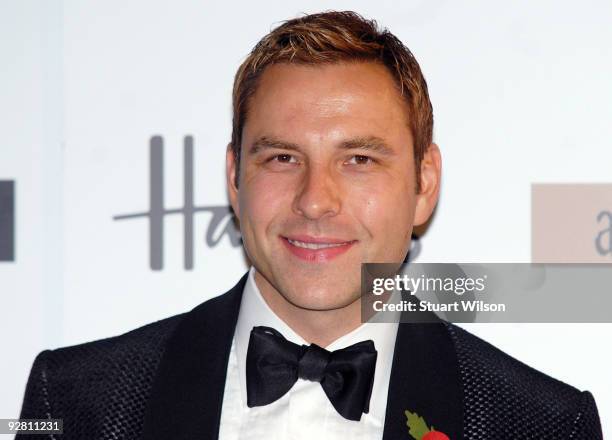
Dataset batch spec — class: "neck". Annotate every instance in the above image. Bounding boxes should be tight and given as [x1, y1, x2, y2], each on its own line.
[254, 272, 362, 348]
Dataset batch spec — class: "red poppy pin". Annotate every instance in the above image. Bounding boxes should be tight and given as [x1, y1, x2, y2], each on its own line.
[405, 410, 450, 440]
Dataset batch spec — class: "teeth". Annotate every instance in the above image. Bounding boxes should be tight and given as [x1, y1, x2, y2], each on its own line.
[287, 239, 349, 249]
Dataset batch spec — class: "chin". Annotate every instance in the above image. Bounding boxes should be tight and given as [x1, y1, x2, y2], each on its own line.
[283, 286, 360, 312]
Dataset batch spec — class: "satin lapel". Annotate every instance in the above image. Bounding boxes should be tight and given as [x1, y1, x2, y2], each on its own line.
[382, 321, 463, 440]
[142, 273, 248, 440]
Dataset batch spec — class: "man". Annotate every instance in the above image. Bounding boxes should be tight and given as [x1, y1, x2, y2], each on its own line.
[18, 11, 602, 440]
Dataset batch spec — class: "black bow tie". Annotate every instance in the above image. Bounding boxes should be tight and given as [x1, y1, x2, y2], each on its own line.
[245, 326, 377, 421]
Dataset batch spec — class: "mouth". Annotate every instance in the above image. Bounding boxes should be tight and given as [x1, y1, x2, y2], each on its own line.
[281, 235, 357, 262]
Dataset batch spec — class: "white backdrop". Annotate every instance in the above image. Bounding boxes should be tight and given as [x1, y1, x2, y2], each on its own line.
[1, 0, 611, 435]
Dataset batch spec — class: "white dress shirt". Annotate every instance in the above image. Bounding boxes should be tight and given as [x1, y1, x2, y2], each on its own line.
[218, 267, 400, 440]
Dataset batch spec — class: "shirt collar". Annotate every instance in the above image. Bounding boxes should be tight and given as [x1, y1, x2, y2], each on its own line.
[235, 266, 399, 423]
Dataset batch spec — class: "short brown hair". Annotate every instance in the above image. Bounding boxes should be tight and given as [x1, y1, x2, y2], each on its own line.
[230, 11, 433, 191]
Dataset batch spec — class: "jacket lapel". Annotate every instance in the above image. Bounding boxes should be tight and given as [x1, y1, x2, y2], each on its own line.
[142, 273, 248, 440]
[382, 321, 464, 440]
[141, 273, 463, 440]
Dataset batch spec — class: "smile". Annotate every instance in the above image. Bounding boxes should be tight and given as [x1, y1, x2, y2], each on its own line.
[281, 236, 357, 262]
[287, 239, 351, 249]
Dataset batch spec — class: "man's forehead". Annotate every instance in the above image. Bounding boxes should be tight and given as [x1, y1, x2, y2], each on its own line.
[243, 61, 412, 142]
[252, 61, 404, 105]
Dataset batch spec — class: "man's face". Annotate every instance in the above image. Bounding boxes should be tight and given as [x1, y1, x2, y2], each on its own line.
[227, 61, 440, 311]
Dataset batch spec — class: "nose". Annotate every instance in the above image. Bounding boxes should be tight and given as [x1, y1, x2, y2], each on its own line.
[292, 163, 341, 220]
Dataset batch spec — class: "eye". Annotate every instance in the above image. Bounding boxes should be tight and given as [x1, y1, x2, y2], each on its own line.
[346, 155, 374, 165]
[269, 154, 297, 164]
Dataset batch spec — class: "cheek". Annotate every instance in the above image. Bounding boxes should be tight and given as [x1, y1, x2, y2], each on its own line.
[353, 181, 415, 243]
[238, 173, 292, 232]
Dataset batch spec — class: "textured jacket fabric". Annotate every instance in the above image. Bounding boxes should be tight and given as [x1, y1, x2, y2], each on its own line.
[17, 274, 603, 439]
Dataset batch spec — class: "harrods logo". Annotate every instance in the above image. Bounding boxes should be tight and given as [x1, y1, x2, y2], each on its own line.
[0, 180, 15, 262]
[531, 183, 612, 263]
[113, 136, 241, 271]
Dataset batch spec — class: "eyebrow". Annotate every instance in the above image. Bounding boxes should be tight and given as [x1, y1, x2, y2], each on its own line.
[249, 136, 301, 155]
[248, 135, 395, 156]
[339, 136, 395, 156]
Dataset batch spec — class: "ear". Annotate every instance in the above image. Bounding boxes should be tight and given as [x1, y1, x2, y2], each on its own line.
[413, 143, 442, 226]
[226, 144, 240, 217]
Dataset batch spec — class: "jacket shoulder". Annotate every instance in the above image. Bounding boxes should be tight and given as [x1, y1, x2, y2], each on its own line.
[51, 312, 184, 367]
[19, 313, 184, 439]
[445, 323, 602, 439]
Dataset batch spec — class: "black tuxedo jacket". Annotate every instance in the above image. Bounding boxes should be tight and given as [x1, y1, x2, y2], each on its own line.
[18, 273, 602, 439]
